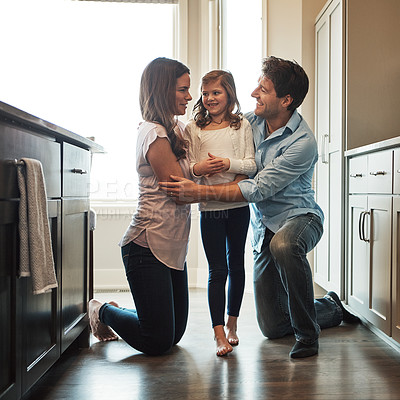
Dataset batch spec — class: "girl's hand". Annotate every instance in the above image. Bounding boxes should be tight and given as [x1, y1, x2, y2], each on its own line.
[193, 153, 230, 176]
[207, 153, 230, 175]
[193, 154, 225, 176]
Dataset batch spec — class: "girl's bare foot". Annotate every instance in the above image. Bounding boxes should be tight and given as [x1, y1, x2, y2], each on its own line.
[214, 325, 233, 356]
[226, 316, 239, 346]
[88, 299, 118, 342]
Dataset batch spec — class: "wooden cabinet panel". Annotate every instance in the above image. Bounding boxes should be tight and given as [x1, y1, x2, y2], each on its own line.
[61, 199, 89, 353]
[392, 197, 400, 342]
[367, 150, 393, 194]
[347, 195, 369, 316]
[0, 201, 20, 400]
[394, 149, 400, 195]
[0, 123, 61, 199]
[63, 143, 90, 198]
[347, 192, 393, 337]
[348, 155, 368, 194]
[20, 200, 61, 394]
[366, 196, 392, 334]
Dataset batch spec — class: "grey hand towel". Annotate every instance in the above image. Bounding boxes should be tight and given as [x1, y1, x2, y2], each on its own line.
[17, 158, 58, 294]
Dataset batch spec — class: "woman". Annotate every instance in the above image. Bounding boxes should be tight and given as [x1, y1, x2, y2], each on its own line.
[88, 57, 192, 355]
[185, 70, 255, 356]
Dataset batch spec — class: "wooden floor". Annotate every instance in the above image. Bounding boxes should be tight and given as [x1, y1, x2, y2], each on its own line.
[25, 289, 400, 400]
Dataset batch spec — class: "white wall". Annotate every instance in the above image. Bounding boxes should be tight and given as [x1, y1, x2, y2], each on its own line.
[266, 0, 302, 61]
[92, 203, 135, 290]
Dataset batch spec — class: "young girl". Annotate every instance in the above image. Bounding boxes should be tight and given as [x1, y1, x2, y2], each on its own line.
[88, 57, 193, 355]
[184, 70, 256, 356]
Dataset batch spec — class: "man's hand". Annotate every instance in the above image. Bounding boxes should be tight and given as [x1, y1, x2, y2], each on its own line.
[159, 176, 198, 202]
[159, 173, 247, 203]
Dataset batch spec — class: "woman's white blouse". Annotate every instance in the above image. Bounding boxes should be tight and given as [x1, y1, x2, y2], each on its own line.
[119, 121, 191, 271]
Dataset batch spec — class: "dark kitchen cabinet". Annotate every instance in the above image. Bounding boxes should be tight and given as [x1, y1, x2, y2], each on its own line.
[0, 102, 102, 400]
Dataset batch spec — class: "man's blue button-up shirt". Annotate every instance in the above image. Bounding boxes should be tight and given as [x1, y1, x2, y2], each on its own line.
[238, 110, 324, 252]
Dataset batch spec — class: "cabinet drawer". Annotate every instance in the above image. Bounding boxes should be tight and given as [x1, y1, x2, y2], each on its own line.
[0, 124, 61, 199]
[63, 143, 90, 197]
[394, 148, 400, 194]
[367, 150, 393, 194]
[349, 155, 368, 193]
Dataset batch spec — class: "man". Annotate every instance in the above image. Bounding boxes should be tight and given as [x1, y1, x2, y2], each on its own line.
[160, 56, 359, 358]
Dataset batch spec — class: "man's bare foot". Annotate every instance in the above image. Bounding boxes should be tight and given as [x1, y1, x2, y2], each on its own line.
[88, 299, 118, 342]
[226, 316, 239, 346]
[214, 325, 233, 356]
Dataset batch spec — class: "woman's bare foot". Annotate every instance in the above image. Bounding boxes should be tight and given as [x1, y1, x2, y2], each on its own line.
[225, 316, 239, 346]
[88, 299, 118, 342]
[214, 325, 233, 356]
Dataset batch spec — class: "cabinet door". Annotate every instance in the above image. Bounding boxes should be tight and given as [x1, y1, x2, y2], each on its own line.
[0, 201, 20, 400]
[365, 196, 392, 334]
[347, 195, 369, 316]
[394, 149, 400, 194]
[314, 0, 344, 294]
[20, 200, 61, 394]
[63, 143, 90, 198]
[61, 198, 89, 353]
[393, 196, 400, 342]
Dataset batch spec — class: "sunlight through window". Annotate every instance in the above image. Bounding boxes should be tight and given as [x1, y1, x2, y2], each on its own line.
[0, 0, 176, 200]
[220, 0, 262, 114]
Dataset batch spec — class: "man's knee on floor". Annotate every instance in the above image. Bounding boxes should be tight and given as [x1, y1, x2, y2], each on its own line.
[257, 320, 286, 339]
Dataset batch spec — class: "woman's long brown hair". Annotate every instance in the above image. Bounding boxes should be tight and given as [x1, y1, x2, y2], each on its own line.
[139, 57, 189, 160]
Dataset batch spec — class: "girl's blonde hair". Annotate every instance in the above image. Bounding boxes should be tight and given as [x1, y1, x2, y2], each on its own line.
[139, 57, 189, 160]
[193, 70, 242, 129]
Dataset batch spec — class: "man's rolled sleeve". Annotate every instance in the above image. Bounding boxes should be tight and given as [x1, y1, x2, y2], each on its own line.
[237, 178, 264, 203]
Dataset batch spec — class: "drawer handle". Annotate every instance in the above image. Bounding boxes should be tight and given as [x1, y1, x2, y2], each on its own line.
[397, 169, 400, 173]
[350, 173, 363, 178]
[369, 171, 387, 176]
[71, 168, 88, 175]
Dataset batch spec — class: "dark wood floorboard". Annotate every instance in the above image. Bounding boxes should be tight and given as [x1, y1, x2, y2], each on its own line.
[24, 289, 400, 400]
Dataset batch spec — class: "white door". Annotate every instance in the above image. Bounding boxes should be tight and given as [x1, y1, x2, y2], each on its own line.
[314, 0, 343, 294]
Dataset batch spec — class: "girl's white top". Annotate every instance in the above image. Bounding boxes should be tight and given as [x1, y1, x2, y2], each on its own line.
[184, 118, 256, 211]
[119, 121, 191, 271]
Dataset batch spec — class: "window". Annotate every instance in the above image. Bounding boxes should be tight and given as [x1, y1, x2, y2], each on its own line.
[0, 0, 177, 200]
[220, 0, 263, 114]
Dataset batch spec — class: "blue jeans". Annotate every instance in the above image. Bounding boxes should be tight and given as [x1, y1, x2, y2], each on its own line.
[99, 241, 189, 355]
[200, 206, 250, 327]
[253, 214, 342, 344]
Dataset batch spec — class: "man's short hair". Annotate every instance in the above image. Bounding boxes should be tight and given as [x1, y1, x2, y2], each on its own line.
[261, 56, 309, 111]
